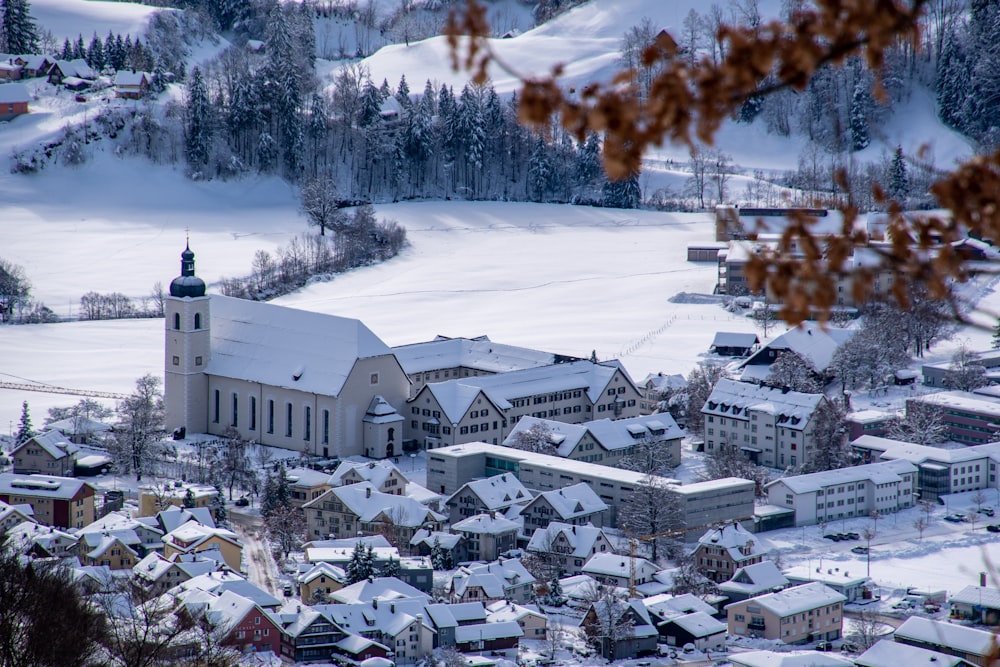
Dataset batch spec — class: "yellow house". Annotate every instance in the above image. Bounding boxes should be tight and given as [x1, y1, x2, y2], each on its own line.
[486, 600, 548, 639]
[162, 520, 243, 571]
[297, 562, 346, 602]
[79, 531, 140, 570]
[138, 482, 219, 518]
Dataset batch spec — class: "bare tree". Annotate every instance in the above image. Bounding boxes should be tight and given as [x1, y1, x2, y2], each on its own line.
[804, 399, 852, 473]
[581, 581, 635, 661]
[264, 502, 308, 560]
[702, 440, 772, 495]
[766, 350, 821, 393]
[619, 432, 677, 475]
[96, 578, 195, 667]
[685, 363, 728, 438]
[944, 343, 989, 392]
[0, 258, 31, 324]
[218, 426, 253, 500]
[618, 475, 683, 562]
[148, 281, 165, 318]
[300, 176, 348, 237]
[887, 402, 949, 446]
[544, 617, 565, 659]
[913, 516, 927, 540]
[112, 374, 166, 481]
[847, 609, 892, 650]
[507, 420, 558, 455]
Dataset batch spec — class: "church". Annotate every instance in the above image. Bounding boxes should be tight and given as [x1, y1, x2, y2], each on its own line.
[164, 244, 408, 459]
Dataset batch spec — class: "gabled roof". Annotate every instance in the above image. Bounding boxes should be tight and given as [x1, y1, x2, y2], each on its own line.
[330, 460, 404, 489]
[526, 522, 611, 559]
[718, 561, 788, 596]
[392, 336, 564, 375]
[285, 466, 334, 489]
[584, 414, 685, 450]
[485, 600, 546, 624]
[855, 639, 970, 667]
[642, 593, 717, 619]
[729, 650, 855, 667]
[424, 601, 486, 628]
[502, 416, 588, 457]
[319, 482, 445, 527]
[582, 552, 656, 579]
[696, 521, 767, 562]
[661, 611, 726, 637]
[0, 473, 92, 500]
[702, 378, 824, 430]
[155, 504, 216, 532]
[730, 582, 845, 616]
[113, 70, 149, 86]
[641, 372, 687, 392]
[14, 430, 78, 460]
[766, 459, 916, 495]
[950, 585, 1000, 609]
[205, 294, 395, 396]
[526, 483, 608, 521]
[317, 598, 427, 637]
[134, 552, 177, 581]
[452, 559, 536, 597]
[414, 360, 634, 424]
[410, 529, 463, 550]
[297, 561, 347, 585]
[741, 322, 856, 373]
[712, 332, 760, 348]
[894, 617, 998, 656]
[0, 82, 28, 104]
[202, 590, 276, 636]
[448, 473, 531, 510]
[329, 577, 430, 604]
[164, 520, 242, 551]
[452, 512, 520, 535]
[80, 529, 141, 559]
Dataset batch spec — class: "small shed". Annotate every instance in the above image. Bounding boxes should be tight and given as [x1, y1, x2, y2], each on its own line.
[710, 332, 760, 357]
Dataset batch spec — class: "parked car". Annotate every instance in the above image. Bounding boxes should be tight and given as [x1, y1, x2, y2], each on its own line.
[816, 642, 834, 651]
[979, 507, 995, 517]
[841, 643, 860, 654]
[845, 532, 860, 540]
[283, 584, 293, 596]
[824, 534, 841, 541]
[851, 546, 869, 555]
[235, 496, 250, 507]
[944, 513, 966, 522]
[987, 524, 1000, 533]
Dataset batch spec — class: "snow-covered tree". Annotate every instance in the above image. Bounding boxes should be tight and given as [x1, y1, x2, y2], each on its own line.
[887, 145, 909, 201]
[86, 33, 105, 71]
[617, 475, 682, 562]
[300, 176, 346, 237]
[380, 556, 401, 578]
[346, 543, 377, 583]
[887, 403, 949, 446]
[14, 400, 35, 446]
[803, 399, 852, 472]
[944, 343, 989, 391]
[111, 374, 165, 481]
[849, 81, 871, 151]
[0, 0, 40, 54]
[684, 364, 727, 437]
[602, 171, 640, 208]
[184, 67, 213, 171]
[431, 536, 452, 570]
[528, 137, 552, 202]
[507, 421, 557, 455]
[264, 501, 307, 559]
[618, 433, 676, 476]
[542, 576, 566, 606]
[766, 351, 821, 393]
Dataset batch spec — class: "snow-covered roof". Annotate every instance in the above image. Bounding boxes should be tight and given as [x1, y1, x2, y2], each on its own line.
[410, 529, 463, 550]
[741, 322, 856, 372]
[911, 390, 1000, 419]
[894, 617, 998, 656]
[329, 577, 430, 604]
[729, 650, 855, 667]
[582, 552, 657, 579]
[851, 435, 1000, 466]
[285, 466, 333, 488]
[449, 473, 532, 510]
[392, 336, 564, 375]
[782, 565, 870, 587]
[306, 545, 401, 564]
[363, 396, 403, 424]
[455, 621, 524, 642]
[855, 639, 968, 667]
[696, 521, 767, 562]
[703, 378, 824, 430]
[718, 561, 789, 595]
[46, 416, 111, 436]
[205, 294, 396, 397]
[164, 520, 242, 550]
[662, 611, 726, 637]
[297, 561, 346, 585]
[81, 529, 140, 559]
[452, 559, 536, 598]
[157, 505, 216, 532]
[0, 82, 29, 103]
[113, 70, 149, 86]
[642, 372, 687, 392]
[730, 582, 845, 616]
[584, 413, 685, 450]
[134, 552, 176, 581]
[712, 332, 760, 348]
[526, 483, 608, 520]
[14, 430, 78, 460]
[330, 460, 403, 489]
[766, 459, 917, 494]
[453, 512, 520, 535]
[0, 473, 92, 500]
[318, 597, 428, 637]
[484, 600, 545, 624]
[416, 359, 633, 424]
[950, 585, 1000, 609]
[201, 590, 271, 635]
[526, 522, 610, 559]
[642, 593, 717, 618]
[425, 601, 486, 628]
[320, 482, 445, 527]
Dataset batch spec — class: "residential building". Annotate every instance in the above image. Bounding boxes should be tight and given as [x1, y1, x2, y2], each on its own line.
[764, 459, 918, 525]
[0, 82, 29, 120]
[409, 529, 465, 564]
[4, 520, 78, 557]
[138, 481, 219, 517]
[581, 552, 658, 588]
[296, 562, 346, 602]
[285, 466, 335, 508]
[728, 650, 855, 667]
[162, 520, 243, 570]
[485, 600, 547, 640]
[718, 561, 789, 602]
[639, 372, 686, 414]
[725, 582, 845, 643]
[444, 473, 533, 523]
[921, 349, 1000, 388]
[737, 321, 856, 385]
[14, 55, 51, 77]
[894, 617, 999, 667]
[0, 60, 23, 79]
[855, 639, 974, 667]
[655, 612, 727, 652]
[851, 435, 1000, 501]
[407, 359, 642, 449]
[330, 460, 410, 496]
[392, 335, 573, 398]
[303, 538, 434, 592]
[425, 442, 754, 532]
[10, 430, 78, 475]
[0, 473, 95, 529]
[0, 500, 34, 533]
[423, 602, 487, 648]
[518, 482, 609, 531]
[78, 529, 141, 570]
[502, 413, 683, 468]
[302, 482, 445, 545]
[133, 552, 208, 595]
[783, 566, 874, 603]
[950, 586, 1000, 625]
[904, 391, 1000, 445]
[692, 521, 768, 583]
[317, 598, 435, 664]
[710, 332, 761, 357]
[454, 620, 523, 657]
[525, 522, 616, 577]
[845, 410, 892, 440]
[702, 378, 831, 469]
[163, 244, 409, 458]
[276, 603, 349, 664]
[451, 512, 520, 562]
[449, 559, 536, 604]
[199, 590, 283, 655]
[113, 70, 150, 98]
[582, 599, 658, 661]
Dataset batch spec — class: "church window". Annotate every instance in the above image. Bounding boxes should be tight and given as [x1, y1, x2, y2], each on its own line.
[172, 356, 179, 366]
[173, 313, 180, 330]
[323, 410, 329, 444]
[194, 313, 202, 329]
[286, 403, 293, 437]
[213, 390, 220, 423]
[250, 397, 257, 431]
[267, 400, 274, 434]
[231, 393, 238, 427]
[304, 406, 312, 441]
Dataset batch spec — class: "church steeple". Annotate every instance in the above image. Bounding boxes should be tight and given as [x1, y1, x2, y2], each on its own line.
[169, 240, 207, 298]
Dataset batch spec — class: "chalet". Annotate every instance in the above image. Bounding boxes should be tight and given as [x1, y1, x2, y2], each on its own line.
[14, 55, 52, 78]
[449, 559, 536, 604]
[451, 512, 520, 562]
[581, 552, 657, 588]
[10, 430, 78, 475]
[330, 459, 409, 496]
[518, 482, 609, 531]
[0, 60, 23, 80]
[893, 617, 999, 667]
[318, 598, 435, 664]
[738, 322, 855, 385]
[199, 590, 284, 655]
[710, 332, 760, 357]
[46, 59, 95, 85]
[276, 602, 349, 664]
[525, 522, 615, 577]
[113, 70, 150, 99]
[162, 520, 243, 570]
[655, 612, 727, 652]
[582, 599, 658, 661]
[692, 521, 767, 583]
[302, 481, 445, 545]
[485, 600, 547, 640]
[725, 582, 845, 643]
[297, 561, 346, 602]
[444, 473, 532, 523]
[78, 529, 141, 569]
[0, 473, 95, 529]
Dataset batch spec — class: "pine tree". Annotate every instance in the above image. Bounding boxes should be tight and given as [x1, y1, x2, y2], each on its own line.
[345, 543, 366, 583]
[359, 77, 383, 127]
[602, 172, 641, 208]
[87, 33, 105, 71]
[431, 536, 448, 570]
[14, 401, 35, 446]
[395, 74, 411, 108]
[210, 477, 228, 526]
[380, 556, 401, 578]
[183, 487, 196, 508]
[184, 66, 213, 171]
[60, 38, 72, 60]
[74, 34, 86, 59]
[0, 0, 40, 54]
[992, 320, 1000, 349]
[849, 81, 871, 151]
[543, 576, 566, 606]
[887, 145, 909, 201]
[528, 137, 552, 202]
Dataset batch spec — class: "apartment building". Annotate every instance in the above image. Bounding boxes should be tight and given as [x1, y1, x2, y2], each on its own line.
[10, 430, 78, 475]
[0, 473, 95, 529]
[406, 360, 642, 449]
[726, 582, 845, 643]
[904, 391, 1000, 445]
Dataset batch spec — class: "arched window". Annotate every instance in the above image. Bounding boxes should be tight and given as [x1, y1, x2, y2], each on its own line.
[173, 313, 180, 330]
[388, 427, 395, 441]
[194, 313, 202, 329]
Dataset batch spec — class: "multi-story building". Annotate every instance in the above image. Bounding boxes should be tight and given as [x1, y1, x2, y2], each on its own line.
[518, 483, 609, 531]
[525, 522, 616, 577]
[0, 473, 95, 529]
[725, 582, 845, 643]
[502, 413, 683, 468]
[138, 481, 219, 518]
[764, 458, 918, 525]
[692, 521, 767, 583]
[444, 473, 533, 523]
[426, 442, 754, 534]
[10, 430, 78, 475]
[904, 391, 1000, 445]
[406, 360, 642, 449]
[303, 482, 445, 545]
[702, 378, 829, 469]
[451, 513, 520, 562]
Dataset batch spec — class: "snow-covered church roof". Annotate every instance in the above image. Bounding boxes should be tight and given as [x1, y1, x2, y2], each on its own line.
[205, 295, 396, 396]
[392, 336, 566, 375]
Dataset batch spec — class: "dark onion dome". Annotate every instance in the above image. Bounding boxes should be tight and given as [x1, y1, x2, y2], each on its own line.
[169, 242, 207, 298]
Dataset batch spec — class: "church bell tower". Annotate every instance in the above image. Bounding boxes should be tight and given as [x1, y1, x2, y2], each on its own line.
[164, 241, 210, 436]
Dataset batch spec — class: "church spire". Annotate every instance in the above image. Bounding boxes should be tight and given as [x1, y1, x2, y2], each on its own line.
[170, 239, 207, 297]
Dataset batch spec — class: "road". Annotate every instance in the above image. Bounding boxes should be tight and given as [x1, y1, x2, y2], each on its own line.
[229, 508, 284, 599]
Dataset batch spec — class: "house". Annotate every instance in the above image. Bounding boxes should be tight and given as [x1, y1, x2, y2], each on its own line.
[15, 55, 52, 78]
[197, 590, 284, 655]
[764, 459, 918, 526]
[893, 617, 999, 667]
[407, 359, 642, 450]
[718, 561, 789, 602]
[725, 582, 845, 643]
[284, 466, 334, 508]
[162, 520, 243, 570]
[692, 521, 768, 583]
[134, 552, 217, 594]
[655, 612, 727, 651]
[276, 602, 349, 664]
[317, 598, 435, 663]
[702, 378, 830, 469]
[525, 522, 615, 577]
[921, 348, 1000, 388]
[330, 460, 410, 497]
[78, 529, 141, 569]
[581, 552, 658, 589]
[642, 593, 720, 628]
[392, 335, 573, 398]
[783, 566, 874, 603]
[582, 598, 659, 661]
[303, 538, 434, 592]
[639, 372, 686, 414]
[449, 559, 536, 604]
[10, 430, 78, 475]
[172, 571, 282, 611]
[302, 481, 445, 546]
[454, 620, 523, 657]
[518, 482, 609, 531]
[950, 586, 1000, 625]
[728, 650, 855, 667]
[855, 639, 975, 667]
[452, 512, 520, 562]
[297, 561, 346, 602]
[163, 244, 409, 459]
[0, 60, 23, 80]
[81, 510, 164, 554]
[0, 473, 95, 529]
[0, 499, 34, 533]
[424, 602, 487, 648]
[45, 59, 95, 85]
[445, 473, 532, 523]
[327, 576, 431, 605]
[737, 321, 856, 384]
[4, 519, 78, 557]
[710, 332, 761, 357]
[113, 70, 150, 99]
[410, 529, 465, 564]
[485, 600, 547, 640]
[138, 481, 219, 517]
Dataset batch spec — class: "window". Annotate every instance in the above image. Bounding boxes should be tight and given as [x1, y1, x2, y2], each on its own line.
[267, 400, 274, 434]
[231, 393, 238, 427]
[173, 313, 180, 330]
[286, 403, 293, 437]
[323, 410, 330, 444]
[172, 355, 179, 366]
[249, 396, 256, 431]
[304, 406, 311, 441]
[370, 373, 379, 385]
[195, 355, 203, 366]
[213, 390, 220, 423]
[194, 312, 202, 329]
